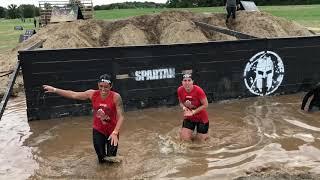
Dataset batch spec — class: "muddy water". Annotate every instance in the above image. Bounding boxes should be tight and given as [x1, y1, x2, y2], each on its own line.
[1, 93, 320, 179]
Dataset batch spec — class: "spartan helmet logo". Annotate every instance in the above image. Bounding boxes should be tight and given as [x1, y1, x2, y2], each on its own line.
[244, 51, 284, 96]
[256, 55, 273, 92]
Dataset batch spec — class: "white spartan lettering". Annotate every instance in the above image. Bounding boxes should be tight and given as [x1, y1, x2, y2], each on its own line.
[135, 68, 175, 81]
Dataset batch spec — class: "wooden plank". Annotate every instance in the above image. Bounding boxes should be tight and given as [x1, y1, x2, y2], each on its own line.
[194, 21, 257, 39]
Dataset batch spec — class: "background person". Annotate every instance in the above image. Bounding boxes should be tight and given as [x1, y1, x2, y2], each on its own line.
[301, 82, 320, 112]
[43, 74, 124, 163]
[33, 18, 37, 28]
[225, 0, 240, 23]
[177, 73, 209, 142]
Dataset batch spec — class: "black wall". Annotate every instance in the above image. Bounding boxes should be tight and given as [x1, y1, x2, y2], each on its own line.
[19, 36, 320, 120]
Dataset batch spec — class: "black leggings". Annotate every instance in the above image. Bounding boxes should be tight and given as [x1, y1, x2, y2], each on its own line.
[92, 128, 118, 163]
[182, 119, 209, 134]
[226, 6, 236, 19]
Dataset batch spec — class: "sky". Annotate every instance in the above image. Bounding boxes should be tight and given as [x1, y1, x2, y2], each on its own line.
[0, 0, 167, 8]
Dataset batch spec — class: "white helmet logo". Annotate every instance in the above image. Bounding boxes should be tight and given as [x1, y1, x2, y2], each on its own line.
[244, 51, 284, 96]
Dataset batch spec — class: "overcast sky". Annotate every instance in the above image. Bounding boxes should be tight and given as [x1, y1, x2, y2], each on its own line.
[0, 0, 167, 8]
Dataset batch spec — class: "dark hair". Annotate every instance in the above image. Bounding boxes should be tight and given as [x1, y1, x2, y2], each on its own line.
[98, 74, 113, 84]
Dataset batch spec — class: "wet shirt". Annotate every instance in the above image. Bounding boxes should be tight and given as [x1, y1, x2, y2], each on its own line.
[177, 85, 209, 123]
[91, 90, 117, 136]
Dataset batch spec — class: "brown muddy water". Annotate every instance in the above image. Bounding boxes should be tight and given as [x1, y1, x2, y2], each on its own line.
[1, 93, 320, 179]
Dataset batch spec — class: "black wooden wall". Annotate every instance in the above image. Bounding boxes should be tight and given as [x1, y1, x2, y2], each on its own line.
[19, 36, 320, 120]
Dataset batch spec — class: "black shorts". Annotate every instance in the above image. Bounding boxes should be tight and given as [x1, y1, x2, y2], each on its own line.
[182, 119, 209, 134]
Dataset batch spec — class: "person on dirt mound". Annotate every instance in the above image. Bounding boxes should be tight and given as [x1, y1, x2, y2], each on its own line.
[301, 82, 320, 112]
[177, 73, 210, 142]
[225, 0, 240, 23]
[43, 74, 125, 164]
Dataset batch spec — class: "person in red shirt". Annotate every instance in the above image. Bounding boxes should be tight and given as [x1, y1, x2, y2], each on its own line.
[177, 73, 209, 141]
[43, 74, 124, 163]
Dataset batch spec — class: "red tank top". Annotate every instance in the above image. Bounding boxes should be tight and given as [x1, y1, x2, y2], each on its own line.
[91, 90, 117, 136]
[177, 85, 209, 123]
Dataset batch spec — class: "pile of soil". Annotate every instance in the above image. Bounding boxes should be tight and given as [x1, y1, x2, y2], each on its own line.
[0, 10, 313, 97]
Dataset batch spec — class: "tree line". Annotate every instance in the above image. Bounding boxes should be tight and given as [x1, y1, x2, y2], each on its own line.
[0, 4, 40, 19]
[1, 0, 320, 19]
[94, 2, 165, 10]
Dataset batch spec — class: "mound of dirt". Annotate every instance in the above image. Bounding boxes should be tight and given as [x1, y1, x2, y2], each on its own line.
[0, 10, 314, 97]
[108, 24, 148, 46]
[225, 11, 312, 38]
[160, 21, 207, 44]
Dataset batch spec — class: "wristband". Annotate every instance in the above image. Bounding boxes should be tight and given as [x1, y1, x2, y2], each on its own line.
[53, 88, 57, 93]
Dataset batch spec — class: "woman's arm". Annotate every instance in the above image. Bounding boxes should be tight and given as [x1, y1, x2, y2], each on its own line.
[113, 93, 124, 134]
[43, 85, 94, 100]
[108, 93, 125, 146]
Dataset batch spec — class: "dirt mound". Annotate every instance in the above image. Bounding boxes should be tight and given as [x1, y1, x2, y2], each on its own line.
[108, 24, 148, 46]
[160, 21, 207, 44]
[228, 11, 312, 38]
[0, 10, 313, 97]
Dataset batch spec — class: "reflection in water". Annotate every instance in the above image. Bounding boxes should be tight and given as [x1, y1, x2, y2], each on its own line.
[0, 96, 38, 180]
[1, 93, 320, 179]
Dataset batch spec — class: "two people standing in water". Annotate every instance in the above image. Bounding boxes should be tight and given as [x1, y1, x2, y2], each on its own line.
[43, 73, 209, 164]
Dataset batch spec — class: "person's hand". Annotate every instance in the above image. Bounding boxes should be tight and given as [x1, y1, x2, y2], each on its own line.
[184, 100, 193, 108]
[97, 109, 105, 118]
[184, 109, 194, 117]
[97, 109, 110, 124]
[108, 132, 118, 146]
[182, 106, 188, 112]
[43, 85, 56, 93]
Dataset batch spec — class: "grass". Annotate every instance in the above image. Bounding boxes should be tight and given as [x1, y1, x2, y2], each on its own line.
[0, 18, 37, 53]
[260, 5, 320, 29]
[1, 4, 320, 53]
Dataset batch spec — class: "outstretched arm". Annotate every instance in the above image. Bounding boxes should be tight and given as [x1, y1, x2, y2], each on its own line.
[43, 85, 94, 101]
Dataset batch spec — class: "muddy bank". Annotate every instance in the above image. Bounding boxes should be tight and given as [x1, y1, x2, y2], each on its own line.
[236, 164, 319, 180]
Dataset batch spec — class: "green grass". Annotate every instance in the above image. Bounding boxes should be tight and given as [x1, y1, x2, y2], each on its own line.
[95, 5, 320, 29]
[94, 7, 224, 20]
[260, 5, 320, 29]
[0, 18, 36, 53]
[1, 4, 320, 53]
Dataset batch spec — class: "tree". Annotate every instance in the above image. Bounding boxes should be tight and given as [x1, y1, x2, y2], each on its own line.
[18, 4, 37, 18]
[34, 7, 40, 17]
[7, 4, 18, 19]
[0, 6, 6, 18]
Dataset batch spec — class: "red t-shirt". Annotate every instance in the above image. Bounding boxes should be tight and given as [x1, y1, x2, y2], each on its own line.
[91, 90, 117, 136]
[177, 85, 209, 123]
